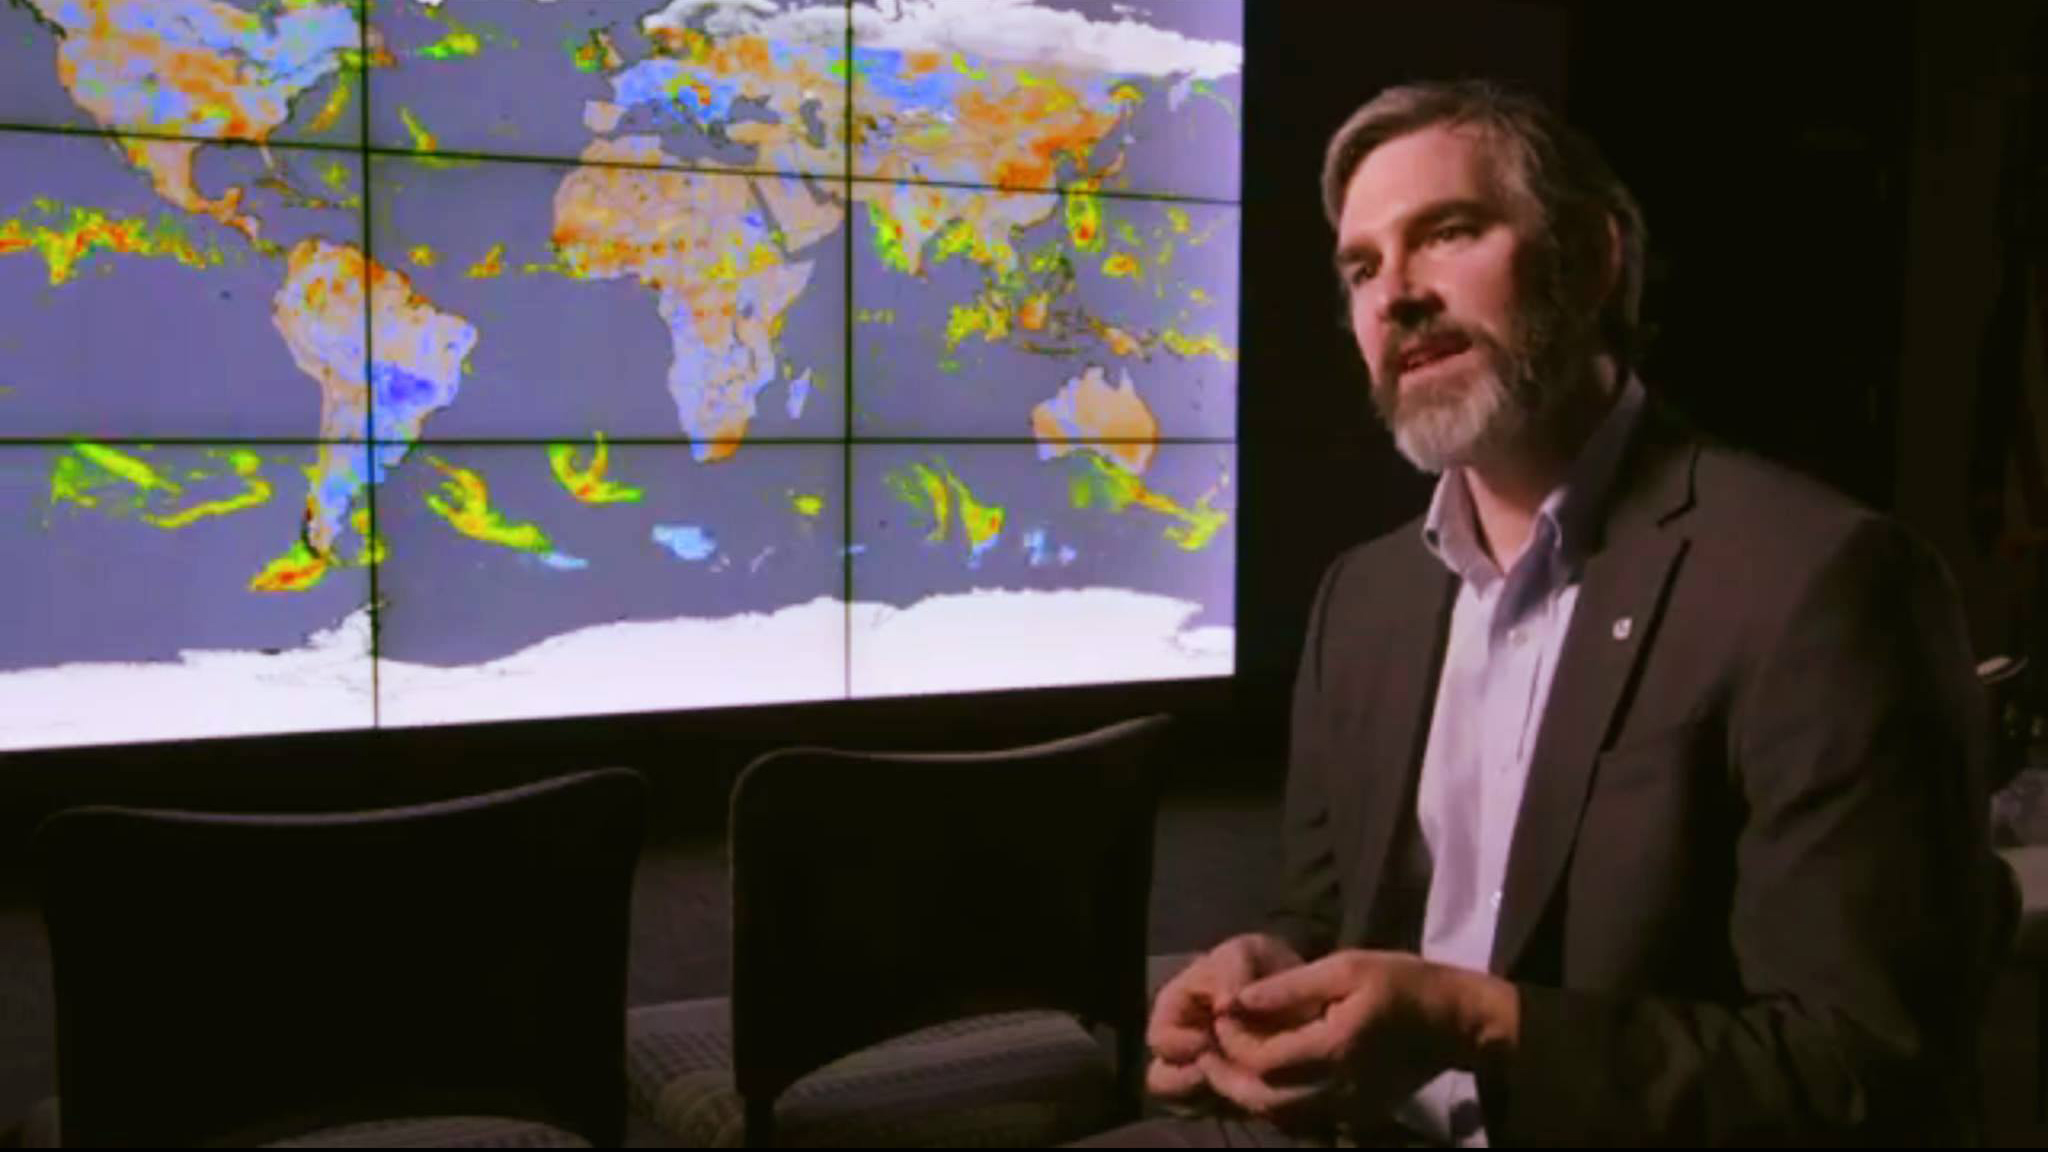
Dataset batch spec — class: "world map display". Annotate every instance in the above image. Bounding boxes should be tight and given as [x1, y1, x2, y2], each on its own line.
[0, 0, 1240, 750]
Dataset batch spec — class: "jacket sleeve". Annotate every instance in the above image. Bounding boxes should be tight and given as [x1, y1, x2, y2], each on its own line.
[1262, 550, 1355, 962]
[1480, 515, 2003, 1145]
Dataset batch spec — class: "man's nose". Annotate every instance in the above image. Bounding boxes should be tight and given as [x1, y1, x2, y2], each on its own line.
[1383, 290, 1440, 332]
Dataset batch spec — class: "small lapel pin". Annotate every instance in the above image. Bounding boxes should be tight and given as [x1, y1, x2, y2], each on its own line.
[1612, 617, 1633, 641]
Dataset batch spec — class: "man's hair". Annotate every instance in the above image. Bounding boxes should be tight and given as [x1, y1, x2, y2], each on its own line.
[1321, 79, 1651, 368]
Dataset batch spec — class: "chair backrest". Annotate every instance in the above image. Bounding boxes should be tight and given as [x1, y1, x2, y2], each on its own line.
[727, 714, 1173, 1108]
[33, 767, 647, 1148]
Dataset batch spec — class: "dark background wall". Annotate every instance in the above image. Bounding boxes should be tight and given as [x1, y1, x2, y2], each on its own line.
[1896, 0, 2046, 662]
[1237, 0, 1914, 764]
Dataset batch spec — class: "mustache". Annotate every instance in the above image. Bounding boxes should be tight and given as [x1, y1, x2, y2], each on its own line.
[1376, 322, 1481, 388]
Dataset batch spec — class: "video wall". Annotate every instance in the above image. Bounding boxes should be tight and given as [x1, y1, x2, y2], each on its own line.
[0, 0, 1241, 750]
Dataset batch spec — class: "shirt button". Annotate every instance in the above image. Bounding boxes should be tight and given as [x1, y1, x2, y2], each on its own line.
[1509, 629, 1526, 647]
[1490, 890, 1503, 910]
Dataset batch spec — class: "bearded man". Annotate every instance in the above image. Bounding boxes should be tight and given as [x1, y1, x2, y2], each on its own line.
[1081, 79, 2010, 1147]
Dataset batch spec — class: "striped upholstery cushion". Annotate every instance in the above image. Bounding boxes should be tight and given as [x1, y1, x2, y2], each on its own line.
[16, 1100, 587, 1148]
[626, 998, 1120, 1146]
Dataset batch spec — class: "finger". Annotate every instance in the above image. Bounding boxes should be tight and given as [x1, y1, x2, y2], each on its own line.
[1197, 1051, 1330, 1117]
[1201, 979, 1245, 1020]
[1166, 960, 1241, 1011]
[1208, 942, 1261, 997]
[1225, 990, 1326, 1033]
[1236, 956, 1356, 1016]
[1184, 938, 1289, 1022]
[1245, 934, 1307, 977]
[1147, 981, 1220, 1058]
[1148, 976, 1211, 1032]
[1211, 1009, 1280, 1065]
[1145, 1056, 1211, 1101]
[1148, 1018, 1213, 1064]
[1213, 1010, 1344, 1077]
[1155, 948, 1256, 1024]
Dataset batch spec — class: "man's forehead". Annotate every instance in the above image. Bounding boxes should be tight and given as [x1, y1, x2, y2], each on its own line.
[1337, 123, 1515, 240]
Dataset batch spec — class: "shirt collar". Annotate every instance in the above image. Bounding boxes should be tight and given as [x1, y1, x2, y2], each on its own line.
[1421, 374, 1648, 583]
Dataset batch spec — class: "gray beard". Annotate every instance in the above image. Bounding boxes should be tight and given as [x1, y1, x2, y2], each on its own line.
[1387, 356, 1529, 474]
[1374, 264, 1593, 475]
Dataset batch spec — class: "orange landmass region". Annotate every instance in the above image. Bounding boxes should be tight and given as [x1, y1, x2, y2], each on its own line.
[861, 63, 1127, 192]
[1031, 365, 1160, 475]
[552, 138, 843, 460]
[31, 0, 362, 240]
[274, 238, 476, 553]
[118, 138, 256, 241]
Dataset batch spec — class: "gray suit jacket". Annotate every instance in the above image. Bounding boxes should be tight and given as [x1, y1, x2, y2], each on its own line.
[1270, 394, 2008, 1144]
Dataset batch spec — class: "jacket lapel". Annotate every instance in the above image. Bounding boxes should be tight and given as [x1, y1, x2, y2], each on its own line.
[1346, 532, 1458, 948]
[1488, 404, 1701, 975]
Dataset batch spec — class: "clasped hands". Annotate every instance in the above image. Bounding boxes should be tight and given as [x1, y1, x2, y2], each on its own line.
[1145, 933, 1519, 1131]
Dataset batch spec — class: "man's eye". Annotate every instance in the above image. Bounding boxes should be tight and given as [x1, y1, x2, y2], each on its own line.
[1430, 223, 1475, 243]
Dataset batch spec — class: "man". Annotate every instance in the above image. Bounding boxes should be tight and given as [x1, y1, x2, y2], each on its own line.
[1082, 80, 2009, 1146]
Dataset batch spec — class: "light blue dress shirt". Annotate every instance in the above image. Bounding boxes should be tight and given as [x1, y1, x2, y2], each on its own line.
[1395, 376, 1647, 1146]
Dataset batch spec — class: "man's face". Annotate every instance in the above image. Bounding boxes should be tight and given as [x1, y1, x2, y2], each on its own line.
[1334, 123, 1576, 473]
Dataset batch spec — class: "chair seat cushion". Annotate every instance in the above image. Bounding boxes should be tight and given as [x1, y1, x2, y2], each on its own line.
[269, 1116, 591, 1147]
[16, 1099, 588, 1149]
[626, 998, 1119, 1146]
